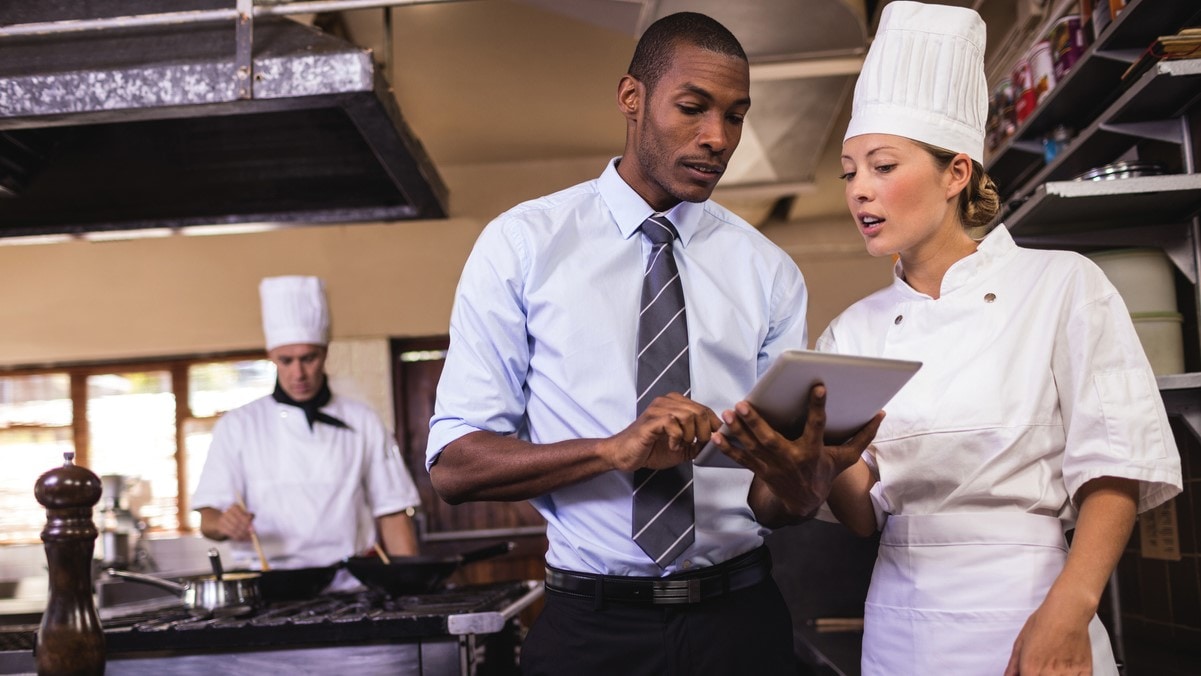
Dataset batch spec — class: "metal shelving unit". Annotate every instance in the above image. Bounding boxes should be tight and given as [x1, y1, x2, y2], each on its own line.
[990, 2, 1201, 435]
[984, 0, 1201, 195]
[1159, 373, 1201, 441]
[999, 59, 1201, 211]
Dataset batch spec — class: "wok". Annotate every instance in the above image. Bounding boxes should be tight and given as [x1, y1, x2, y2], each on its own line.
[345, 541, 514, 595]
[254, 564, 341, 601]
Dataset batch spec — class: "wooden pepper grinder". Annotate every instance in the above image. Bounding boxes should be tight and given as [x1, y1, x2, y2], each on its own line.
[33, 451, 105, 676]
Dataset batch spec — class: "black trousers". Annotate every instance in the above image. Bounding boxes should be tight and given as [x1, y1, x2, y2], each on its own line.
[521, 575, 798, 676]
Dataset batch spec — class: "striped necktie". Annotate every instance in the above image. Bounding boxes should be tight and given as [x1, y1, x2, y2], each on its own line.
[631, 214, 695, 567]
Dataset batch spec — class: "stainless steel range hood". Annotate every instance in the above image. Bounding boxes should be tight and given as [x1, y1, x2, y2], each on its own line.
[0, 0, 449, 239]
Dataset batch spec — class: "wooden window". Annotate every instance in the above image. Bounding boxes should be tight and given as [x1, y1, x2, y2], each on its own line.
[0, 354, 272, 544]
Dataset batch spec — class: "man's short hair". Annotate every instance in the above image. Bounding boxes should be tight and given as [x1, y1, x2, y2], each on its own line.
[627, 12, 747, 95]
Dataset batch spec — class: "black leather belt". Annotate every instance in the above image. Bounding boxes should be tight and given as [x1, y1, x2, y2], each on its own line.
[544, 546, 772, 606]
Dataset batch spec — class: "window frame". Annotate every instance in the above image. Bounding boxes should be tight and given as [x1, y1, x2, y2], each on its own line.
[1, 350, 268, 542]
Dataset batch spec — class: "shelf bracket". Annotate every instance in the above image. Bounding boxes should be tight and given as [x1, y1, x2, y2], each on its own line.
[1092, 47, 1141, 65]
[1100, 120, 1184, 145]
[1015, 222, 1197, 285]
[1160, 387, 1201, 444]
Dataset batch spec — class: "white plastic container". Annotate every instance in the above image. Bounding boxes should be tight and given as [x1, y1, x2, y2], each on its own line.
[1131, 311, 1184, 375]
[1087, 248, 1177, 313]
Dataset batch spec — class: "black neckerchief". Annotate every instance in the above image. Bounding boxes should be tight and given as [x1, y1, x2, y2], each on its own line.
[272, 380, 351, 431]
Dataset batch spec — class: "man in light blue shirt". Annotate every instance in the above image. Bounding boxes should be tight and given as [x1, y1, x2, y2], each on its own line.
[427, 11, 880, 676]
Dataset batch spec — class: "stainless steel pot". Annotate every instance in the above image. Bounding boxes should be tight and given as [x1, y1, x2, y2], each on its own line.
[104, 569, 262, 613]
[1075, 160, 1165, 181]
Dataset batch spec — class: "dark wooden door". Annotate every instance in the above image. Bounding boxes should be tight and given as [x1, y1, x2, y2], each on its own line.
[390, 337, 547, 601]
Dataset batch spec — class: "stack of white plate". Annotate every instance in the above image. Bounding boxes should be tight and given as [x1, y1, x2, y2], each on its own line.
[1086, 248, 1183, 375]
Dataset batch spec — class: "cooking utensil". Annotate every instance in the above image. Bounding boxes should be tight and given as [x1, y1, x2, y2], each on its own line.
[236, 498, 271, 571]
[373, 542, 392, 565]
[105, 568, 261, 614]
[345, 541, 515, 596]
[208, 547, 224, 579]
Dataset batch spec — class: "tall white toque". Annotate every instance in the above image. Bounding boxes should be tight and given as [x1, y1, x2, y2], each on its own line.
[259, 276, 330, 351]
[844, 1, 988, 163]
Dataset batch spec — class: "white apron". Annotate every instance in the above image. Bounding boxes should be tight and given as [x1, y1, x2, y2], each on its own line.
[862, 512, 1118, 675]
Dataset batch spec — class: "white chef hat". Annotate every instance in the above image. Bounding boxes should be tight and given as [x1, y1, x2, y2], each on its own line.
[259, 276, 330, 351]
[844, 1, 988, 163]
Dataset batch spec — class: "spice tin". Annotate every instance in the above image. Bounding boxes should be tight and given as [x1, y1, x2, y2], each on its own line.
[1012, 57, 1036, 123]
[1028, 40, 1057, 106]
[1091, 0, 1113, 39]
[1077, 0, 1095, 46]
[994, 79, 1017, 143]
[1050, 15, 1084, 80]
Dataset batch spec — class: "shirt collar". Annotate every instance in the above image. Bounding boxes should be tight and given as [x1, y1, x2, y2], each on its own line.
[598, 158, 706, 248]
[892, 225, 1017, 298]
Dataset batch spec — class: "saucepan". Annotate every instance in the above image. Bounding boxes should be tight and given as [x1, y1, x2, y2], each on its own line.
[105, 568, 262, 613]
[105, 548, 261, 614]
[345, 541, 515, 595]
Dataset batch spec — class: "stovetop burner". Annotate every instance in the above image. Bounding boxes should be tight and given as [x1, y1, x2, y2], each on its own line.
[110, 581, 538, 653]
[1, 581, 540, 657]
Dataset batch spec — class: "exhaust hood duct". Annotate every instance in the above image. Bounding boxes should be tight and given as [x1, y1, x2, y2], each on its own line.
[0, 0, 449, 239]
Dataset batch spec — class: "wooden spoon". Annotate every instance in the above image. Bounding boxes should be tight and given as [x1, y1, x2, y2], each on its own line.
[373, 541, 392, 565]
[236, 499, 270, 571]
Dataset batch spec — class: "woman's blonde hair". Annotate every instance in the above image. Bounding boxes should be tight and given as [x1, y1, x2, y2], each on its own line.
[915, 141, 1000, 230]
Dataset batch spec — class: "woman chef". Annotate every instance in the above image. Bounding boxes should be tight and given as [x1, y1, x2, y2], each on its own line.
[192, 276, 420, 584]
[818, 2, 1183, 674]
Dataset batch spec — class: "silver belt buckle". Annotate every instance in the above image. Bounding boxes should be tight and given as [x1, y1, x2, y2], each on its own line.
[651, 578, 701, 605]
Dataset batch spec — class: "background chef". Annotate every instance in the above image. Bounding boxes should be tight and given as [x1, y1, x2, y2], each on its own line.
[193, 275, 420, 582]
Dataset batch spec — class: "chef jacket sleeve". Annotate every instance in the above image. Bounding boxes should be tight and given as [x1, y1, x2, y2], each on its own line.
[190, 410, 246, 513]
[426, 214, 531, 470]
[359, 412, 421, 517]
[1054, 264, 1183, 513]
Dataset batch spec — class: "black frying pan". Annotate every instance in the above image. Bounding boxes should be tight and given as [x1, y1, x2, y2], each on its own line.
[345, 541, 514, 595]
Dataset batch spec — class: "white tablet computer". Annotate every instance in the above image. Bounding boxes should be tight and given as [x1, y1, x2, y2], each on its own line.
[694, 350, 921, 469]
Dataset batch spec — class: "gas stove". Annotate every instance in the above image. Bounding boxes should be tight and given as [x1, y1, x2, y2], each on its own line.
[0, 580, 541, 676]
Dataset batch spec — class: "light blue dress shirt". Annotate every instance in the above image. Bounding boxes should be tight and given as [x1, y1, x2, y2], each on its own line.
[428, 159, 809, 576]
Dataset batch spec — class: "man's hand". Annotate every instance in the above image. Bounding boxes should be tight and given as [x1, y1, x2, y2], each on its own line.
[602, 393, 721, 472]
[711, 384, 882, 524]
[210, 503, 256, 542]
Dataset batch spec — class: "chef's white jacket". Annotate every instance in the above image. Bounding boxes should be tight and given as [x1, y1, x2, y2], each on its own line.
[818, 225, 1182, 527]
[192, 393, 421, 571]
[818, 225, 1183, 674]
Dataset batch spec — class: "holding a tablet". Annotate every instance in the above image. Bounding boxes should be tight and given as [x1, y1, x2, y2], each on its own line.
[695, 350, 921, 469]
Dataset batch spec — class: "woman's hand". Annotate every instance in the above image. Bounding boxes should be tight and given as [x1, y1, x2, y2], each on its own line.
[1004, 592, 1094, 676]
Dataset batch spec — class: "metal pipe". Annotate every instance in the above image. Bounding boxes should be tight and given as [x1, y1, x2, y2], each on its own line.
[0, 0, 464, 39]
